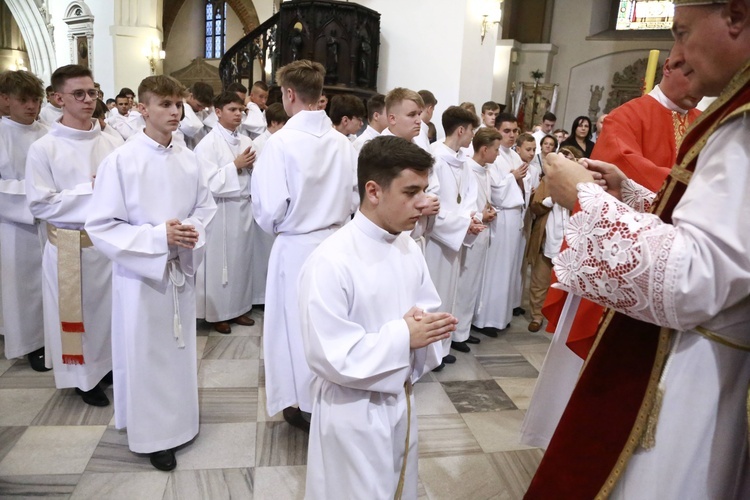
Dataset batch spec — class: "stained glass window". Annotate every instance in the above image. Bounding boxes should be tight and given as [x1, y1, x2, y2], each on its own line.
[616, 1, 674, 31]
[205, 1, 226, 58]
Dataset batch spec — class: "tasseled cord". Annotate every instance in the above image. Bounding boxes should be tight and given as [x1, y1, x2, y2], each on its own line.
[221, 200, 228, 285]
[641, 330, 682, 449]
[168, 260, 186, 349]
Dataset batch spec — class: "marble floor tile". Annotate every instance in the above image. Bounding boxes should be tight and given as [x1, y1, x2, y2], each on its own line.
[203, 336, 261, 360]
[488, 449, 544, 497]
[253, 465, 306, 500]
[70, 471, 169, 500]
[164, 468, 254, 500]
[199, 387, 258, 424]
[462, 410, 535, 453]
[0, 362, 56, 389]
[416, 414, 483, 459]
[0, 427, 26, 463]
[514, 344, 550, 372]
[0, 425, 106, 476]
[30, 388, 114, 426]
[198, 359, 258, 388]
[196, 320, 212, 337]
[85, 427, 156, 473]
[0, 359, 15, 377]
[441, 380, 516, 413]
[475, 355, 539, 379]
[255, 421, 309, 467]
[418, 454, 506, 500]
[501, 331, 551, 347]
[257, 387, 284, 423]
[0, 388, 55, 425]
[258, 359, 265, 386]
[414, 382, 458, 416]
[495, 378, 538, 410]
[0, 473, 80, 499]
[207, 321, 262, 338]
[196, 336, 208, 360]
[431, 353, 493, 382]
[177, 422, 256, 470]
[467, 337, 521, 356]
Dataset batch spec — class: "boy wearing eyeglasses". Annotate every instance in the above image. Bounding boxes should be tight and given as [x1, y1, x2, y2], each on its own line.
[25, 64, 121, 407]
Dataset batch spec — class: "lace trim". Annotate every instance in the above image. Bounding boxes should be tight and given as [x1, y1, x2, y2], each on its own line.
[620, 179, 656, 212]
[553, 183, 680, 328]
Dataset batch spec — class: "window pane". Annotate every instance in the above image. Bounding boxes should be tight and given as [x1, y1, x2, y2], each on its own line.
[206, 3, 213, 20]
[206, 22, 213, 36]
[215, 20, 222, 36]
[206, 38, 213, 58]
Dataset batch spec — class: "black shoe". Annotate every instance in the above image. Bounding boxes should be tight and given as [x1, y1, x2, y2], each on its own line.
[282, 406, 310, 433]
[150, 449, 176, 471]
[27, 347, 51, 372]
[451, 341, 470, 353]
[443, 354, 456, 364]
[466, 335, 481, 344]
[101, 371, 113, 386]
[75, 385, 110, 407]
[473, 325, 499, 338]
[432, 362, 446, 372]
[513, 307, 526, 316]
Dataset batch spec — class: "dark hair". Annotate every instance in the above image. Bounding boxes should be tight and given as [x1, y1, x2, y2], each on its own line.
[570, 115, 592, 140]
[541, 133, 558, 150]
[106, 98, 115, 105]
[213, 90, 244, 109]
[495, 112, 518, 128]
[190, 82, 215, 106]
[227, 82, 248, 94]
[50, 65, 93, 92]
[252, 81, 269, 92]
[358, 136, 434, 200]
[45, 85, 53, 94]
[118, 87, 135, 97]
[472, 127, 502, 151]
[329, 94, 366, 125]
[265, 102, 289, 125]
[542, 111, 557, 122]
[417, 90, 437, 107]
[481, 101, 500, 114]
[93, 99, 108, 119]
[442, 105, 480, 136]
[366, 93, 385, 121]
[115, 93, 129, 102]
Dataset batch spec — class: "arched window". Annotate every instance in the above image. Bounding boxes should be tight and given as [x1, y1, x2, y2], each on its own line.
[205, 0, 227, 59]
[615, 1, 673, 31]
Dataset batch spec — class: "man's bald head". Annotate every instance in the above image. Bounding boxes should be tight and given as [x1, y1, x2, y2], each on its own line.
[660, 58, 703, 110]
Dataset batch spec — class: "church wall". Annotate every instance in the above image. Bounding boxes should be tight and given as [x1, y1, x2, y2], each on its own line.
[546, 0, 673, 129]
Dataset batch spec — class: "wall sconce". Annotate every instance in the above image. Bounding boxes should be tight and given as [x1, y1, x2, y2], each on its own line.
[480, 0, 502, 44]
[142, 39, 165, 75]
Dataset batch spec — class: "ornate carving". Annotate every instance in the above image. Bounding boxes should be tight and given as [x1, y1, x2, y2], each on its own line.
[589, 84, 604, 120]
[605, 57, 664, 113]
[171, 57, 222, 94]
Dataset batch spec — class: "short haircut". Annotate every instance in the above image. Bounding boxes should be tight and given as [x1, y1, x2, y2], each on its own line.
[384, 87, 424, 114]
[417, 90, 437, 107]
[459, 102, 476, 115]
[227, 82, 248, 94]
[119, 87, 135, 97]
[265, 102, 289, 125]
[329, 94, 366, 125]
[570, 115, 592, 140]
[560, 145, 584, 159]
[495, 112, 518, 127]
[213, 90, 244, 109]
[138, 75, 187, 103]
[251, 81, 269, 92]
[516, 132, 536, 147]
[93, 99, 108, 119]
[45, 85, 53, 94]
[366, 93, 385, 121]
[190, 82, 215, 106]
[0, 70, 44, 99]
[442, 105, 479, 136]
[481, 101, 501, 114]
[541, 133, 559, 149]
[542, 111, 557, 122]
[357, 135, 434, 200]
[115, 93, 129, 101]
[106, 98, 115, 105]
[553, 128, 567, 135]
[472, 127, 502, 151]
[276, 60, 325, 104]
[50, 65, 93, 92]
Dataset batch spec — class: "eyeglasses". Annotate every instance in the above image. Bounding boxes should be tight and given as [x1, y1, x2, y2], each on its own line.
[61, 89, 99, 101]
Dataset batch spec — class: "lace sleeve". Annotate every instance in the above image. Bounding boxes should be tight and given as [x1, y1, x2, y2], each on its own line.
[620, 179, 656, 212]
[552, 183, 685, 329]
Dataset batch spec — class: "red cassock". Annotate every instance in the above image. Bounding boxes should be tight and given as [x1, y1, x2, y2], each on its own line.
[542, 94, 701, 359]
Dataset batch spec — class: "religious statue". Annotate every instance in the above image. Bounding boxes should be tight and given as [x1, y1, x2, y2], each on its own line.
[325, 31, 339, 83]
[589, 84, 604, 120]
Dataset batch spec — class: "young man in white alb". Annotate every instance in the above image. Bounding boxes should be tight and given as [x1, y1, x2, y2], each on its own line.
[352, 93, 387, 153]
[39, 85, 63, 125]
[241, 81, 268, 139]
[107, 92, 144, 141]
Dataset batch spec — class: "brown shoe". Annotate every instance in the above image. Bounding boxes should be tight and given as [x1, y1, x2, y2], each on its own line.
[232, 314, 255, 326]
[528, 321, 542, 332]
[282, 406, 310, 433]
[213, 321, 232, 334]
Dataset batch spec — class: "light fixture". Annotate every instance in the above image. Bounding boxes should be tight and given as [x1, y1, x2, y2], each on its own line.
[142, 38, 165, 75]
[480, 0, 502, 44]
[8, 58, 28, 71]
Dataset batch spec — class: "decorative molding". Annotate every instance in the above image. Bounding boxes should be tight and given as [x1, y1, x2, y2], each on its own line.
[604, 57, 663, 113]
[4, 0, 57, 81]
[171, 57, 222, 93]
[63, 1, 95, 72]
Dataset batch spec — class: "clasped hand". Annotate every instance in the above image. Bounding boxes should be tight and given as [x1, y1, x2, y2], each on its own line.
[543, 153, 628, 210]
[404, 306, 456, 349]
